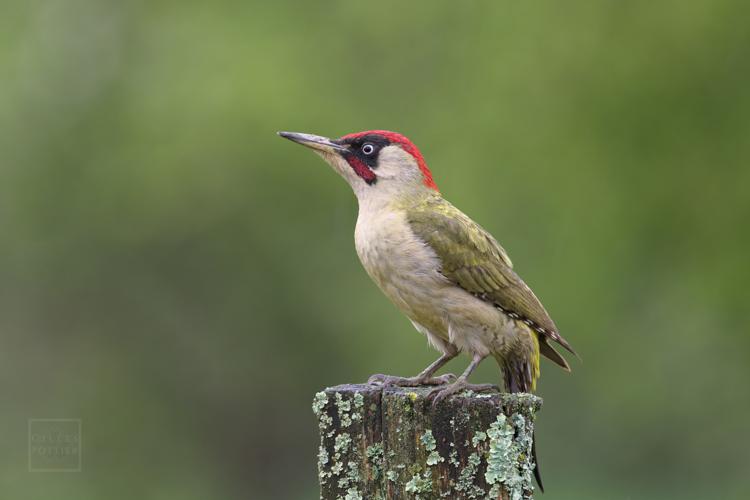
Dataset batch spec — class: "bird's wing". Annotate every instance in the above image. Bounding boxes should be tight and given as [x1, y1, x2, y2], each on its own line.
[406, 196, 576, 357]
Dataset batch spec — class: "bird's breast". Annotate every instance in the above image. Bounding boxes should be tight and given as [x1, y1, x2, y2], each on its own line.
[353, 205, 520, 356]
[354, 209, 447, 321]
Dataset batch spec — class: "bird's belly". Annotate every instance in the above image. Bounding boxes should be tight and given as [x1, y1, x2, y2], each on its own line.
[354, 209, 523, 357]
[355, 211, 449, 332]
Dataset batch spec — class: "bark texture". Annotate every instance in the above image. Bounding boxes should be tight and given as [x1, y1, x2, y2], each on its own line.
[313, 384, 542, 500]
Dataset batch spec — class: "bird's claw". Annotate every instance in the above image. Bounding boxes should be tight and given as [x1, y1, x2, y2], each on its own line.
[367, 373, 457, 387]
[367, 374, 394, 386]
[425, 373, 458, 385]
[428, 381, 499, 407]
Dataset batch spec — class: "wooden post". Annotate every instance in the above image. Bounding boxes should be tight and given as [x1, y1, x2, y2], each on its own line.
[313, 384, 542, 500]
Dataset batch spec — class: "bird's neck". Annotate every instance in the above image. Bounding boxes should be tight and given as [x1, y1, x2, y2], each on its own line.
[356, 185, 439, 217]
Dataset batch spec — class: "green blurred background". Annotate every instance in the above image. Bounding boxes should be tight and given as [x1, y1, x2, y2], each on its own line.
[2, 0, 749, 498]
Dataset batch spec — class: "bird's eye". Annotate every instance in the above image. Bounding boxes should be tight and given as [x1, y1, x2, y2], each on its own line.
[361, 143, 375, 155]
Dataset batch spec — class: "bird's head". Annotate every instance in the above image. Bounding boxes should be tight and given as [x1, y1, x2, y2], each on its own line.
[278, 130, 438, 199]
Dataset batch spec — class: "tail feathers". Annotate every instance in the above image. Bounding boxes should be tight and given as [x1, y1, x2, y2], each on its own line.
[539, 337, 571, 372]
[548, 330, 580, 360]
[532, 434, 544, 493]
[500, 357, 538, 393]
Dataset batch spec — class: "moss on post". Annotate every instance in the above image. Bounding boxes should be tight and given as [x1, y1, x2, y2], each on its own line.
[313, 384, 542, 500]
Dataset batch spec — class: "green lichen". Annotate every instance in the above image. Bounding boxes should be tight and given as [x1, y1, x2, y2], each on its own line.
[484, 413, 534, 500]
[448, 449, 460, 467]
[426, 450, 443, 466]
[323, 417, 334, 437]
[386, 470, 398, 482]
[328, 432, 352, 481]
[353, 392, 364, 409]
[312, 391, 328, 415]
[314, 392, 334, 484]
[333, 392, 364, 430]
[338, 460, 360, 489]
[313, 392, 334, 436]
[366, 443, 384, 480]
[318, 445, 329, 467]
[343, 487, 362, 500]
[454, 452, 484, 498]
[420, 430, 437, 451]
[405, 470, 432, 498]
[320, 411, 365, 499]
[334, 433, 351, 456]
[331, 461, 343, 475]
[420, 430, 444, 465]
[471, 431, 487, 447]
[336, 393, 354, 427]
[318, 444, 331, 482]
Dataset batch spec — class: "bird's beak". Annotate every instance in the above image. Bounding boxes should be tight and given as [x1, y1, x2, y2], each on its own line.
[277, 131, 347, 154]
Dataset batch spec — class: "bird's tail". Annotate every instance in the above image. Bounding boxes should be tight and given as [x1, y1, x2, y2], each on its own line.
[530, 435, 544, 493]
[500, 354, 539, 394]
[496, 347, 544, 492]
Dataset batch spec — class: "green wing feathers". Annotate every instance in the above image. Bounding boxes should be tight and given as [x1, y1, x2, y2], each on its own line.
[406, 196, 577, 364]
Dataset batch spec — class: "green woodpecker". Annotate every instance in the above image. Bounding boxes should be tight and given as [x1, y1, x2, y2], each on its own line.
[279, 130, 576, 488]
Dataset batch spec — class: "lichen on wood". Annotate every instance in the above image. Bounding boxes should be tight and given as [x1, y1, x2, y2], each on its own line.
[313, 384, 542, 500]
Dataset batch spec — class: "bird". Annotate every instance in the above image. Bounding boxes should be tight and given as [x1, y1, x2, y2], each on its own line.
[278, 129, 576, 490]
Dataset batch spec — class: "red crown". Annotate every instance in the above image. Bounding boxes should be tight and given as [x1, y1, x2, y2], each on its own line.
[340, 131, 438, 191]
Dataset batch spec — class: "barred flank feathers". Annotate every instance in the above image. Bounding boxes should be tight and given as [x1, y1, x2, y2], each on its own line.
[501, 357, 536, 393]
[488, 296, 579, 359]
[475, 291, 579, 361]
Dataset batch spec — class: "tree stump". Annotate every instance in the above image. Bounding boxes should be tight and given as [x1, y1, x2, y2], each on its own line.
[312, 384, 542, 500]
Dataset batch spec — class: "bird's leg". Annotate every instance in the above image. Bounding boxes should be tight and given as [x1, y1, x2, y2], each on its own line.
[429, 353, 498, 406]
[368, 352, 458, 387]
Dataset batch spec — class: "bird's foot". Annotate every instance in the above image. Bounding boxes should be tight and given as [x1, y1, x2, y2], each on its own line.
[428, 379, 499, 407]
[367, 373, 456, 387]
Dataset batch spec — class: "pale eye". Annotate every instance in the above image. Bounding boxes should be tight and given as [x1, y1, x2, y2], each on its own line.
[362, 143, 375, 155]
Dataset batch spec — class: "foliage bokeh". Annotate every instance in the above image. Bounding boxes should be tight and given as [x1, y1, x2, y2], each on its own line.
[2, 1, 749, 498]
